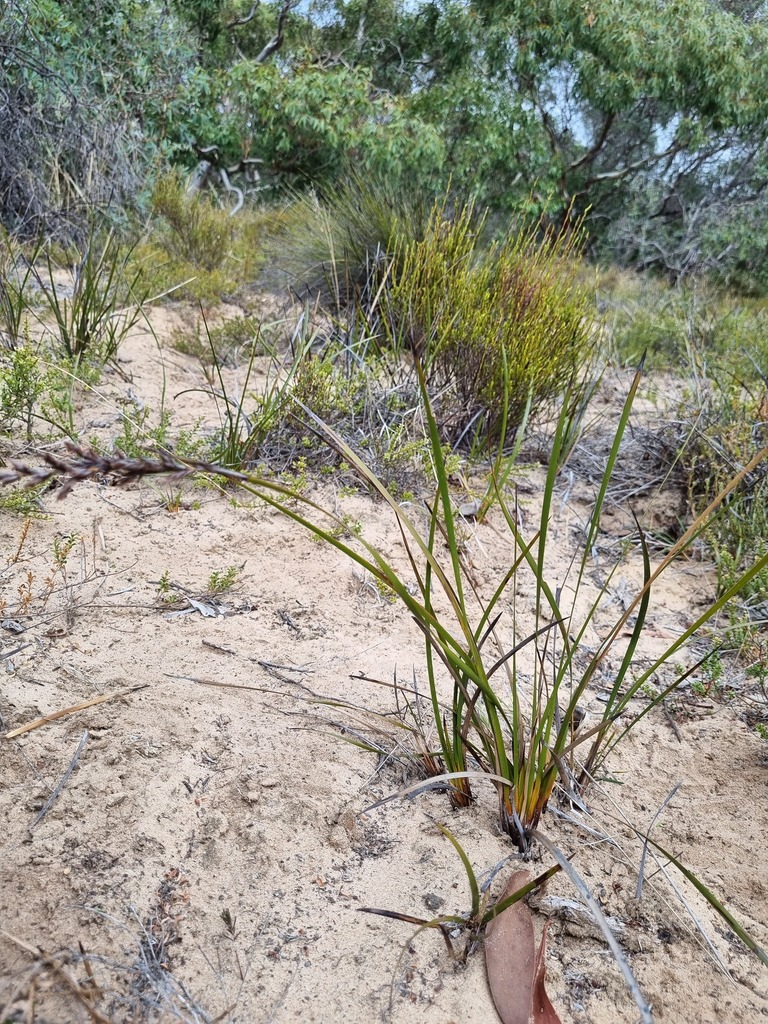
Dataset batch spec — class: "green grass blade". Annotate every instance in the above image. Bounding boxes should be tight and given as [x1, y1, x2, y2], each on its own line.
[435, 824, 481, 920]
[598, 514, 653, 717]
[639, 834, 768, 967]
[480, 864, 561, 926]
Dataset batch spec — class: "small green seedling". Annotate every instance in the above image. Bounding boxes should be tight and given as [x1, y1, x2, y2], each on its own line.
[207, 565, 240, 595]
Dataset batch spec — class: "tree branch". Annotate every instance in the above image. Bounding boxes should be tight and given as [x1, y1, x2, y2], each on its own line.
[227, 3, 259, 30]
[567, 112, 616, 173]
[584, 142, 682, 186]
[254, 0, 298, 65]
[219, 166, 244, 216]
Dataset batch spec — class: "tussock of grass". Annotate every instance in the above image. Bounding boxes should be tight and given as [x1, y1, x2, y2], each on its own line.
[265, 174, 430, 305]
[598, 270, 768, 373]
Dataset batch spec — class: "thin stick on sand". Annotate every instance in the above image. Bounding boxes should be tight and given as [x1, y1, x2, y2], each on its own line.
[4, 684, 147, 739]
[33, 730, 89, 827]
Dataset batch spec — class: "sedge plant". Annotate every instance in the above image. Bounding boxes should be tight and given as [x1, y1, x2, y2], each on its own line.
[30, 226, 148, 366]
[3, 372, 767, 842]
[0, 230, 44, 350]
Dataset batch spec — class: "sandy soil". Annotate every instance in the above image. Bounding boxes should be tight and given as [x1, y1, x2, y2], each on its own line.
[1, 308, 766, 1024]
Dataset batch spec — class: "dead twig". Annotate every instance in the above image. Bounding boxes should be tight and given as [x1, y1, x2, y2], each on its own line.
[4, 683, 147, 739]
[202, 639, 237, 655]
[32, 729, 89, 827]
[0, 930, 112, 1024]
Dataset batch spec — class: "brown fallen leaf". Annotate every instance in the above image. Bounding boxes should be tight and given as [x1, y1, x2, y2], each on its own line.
[485, 868, 562, 1024]
[533, 921, 560, 1023]
[485, 869, 535, 1024]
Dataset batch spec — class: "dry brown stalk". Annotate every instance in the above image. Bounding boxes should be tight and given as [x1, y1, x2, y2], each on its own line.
[4, 684, 147, 739]
[0, 930, 111, 1024]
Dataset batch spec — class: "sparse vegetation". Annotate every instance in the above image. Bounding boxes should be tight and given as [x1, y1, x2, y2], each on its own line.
[207, 565, 239, 595]
[3, 373, 766, 1016]
[3, 4, 768, 1022]
[30, 226, 148, 365]
[135, 169, 277, 303]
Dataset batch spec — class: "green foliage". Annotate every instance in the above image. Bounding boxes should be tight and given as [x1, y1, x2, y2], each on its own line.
[0, 484, 47, 517]
[600, 270, 768, 616]
[249, 366, 766, 856]
[268, 175, 430, 303]
[683, 383, 768, 608]
[173, 306, 438, 495]
[0, 345, 46, 439]
[3, 364, 768, 982]
[7, 0, 768, 286]
[291, 356, 366, 424]
[151, 171, 234, 272]
[113, 408, 173, 459]
[201, 59, 444, 191]
[0, 340, 94, 440]
[601, 273, 768, 370]
[207, 565, 239, 594]
[0, 232, 43, 349]
[1, 0, 198, 238]
[170, 313, 264, 365]
[137, 171, 275, 302]
[381, 202, 595, 442]
[156, 569, 175, 603]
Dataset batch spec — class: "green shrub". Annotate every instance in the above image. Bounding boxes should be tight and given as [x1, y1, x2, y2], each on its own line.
[381, 203, 595, 443]
[600, 272, 768, 372]
[151, 170, 234, 272]
[683, 382, 768, 609]
[141, 170, 275, 302]
[0, 345, 45, 440]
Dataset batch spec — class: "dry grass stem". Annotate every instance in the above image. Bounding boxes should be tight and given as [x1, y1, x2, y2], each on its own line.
[4, 684, 147, 739]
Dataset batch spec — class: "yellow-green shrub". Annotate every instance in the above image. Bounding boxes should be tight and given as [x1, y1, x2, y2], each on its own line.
[382, 204, 594, 442]
[140, 170, 274, 302]
[151, 170, 233, 272]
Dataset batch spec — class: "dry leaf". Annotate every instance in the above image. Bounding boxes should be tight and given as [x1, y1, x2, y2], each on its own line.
[485, 869, 562, 1024]
[533, 921, 561, 1023]
[485, 869, 535, 1024]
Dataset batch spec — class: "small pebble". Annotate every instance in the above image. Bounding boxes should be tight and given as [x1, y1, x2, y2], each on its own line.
[423, 892, 445, 912]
